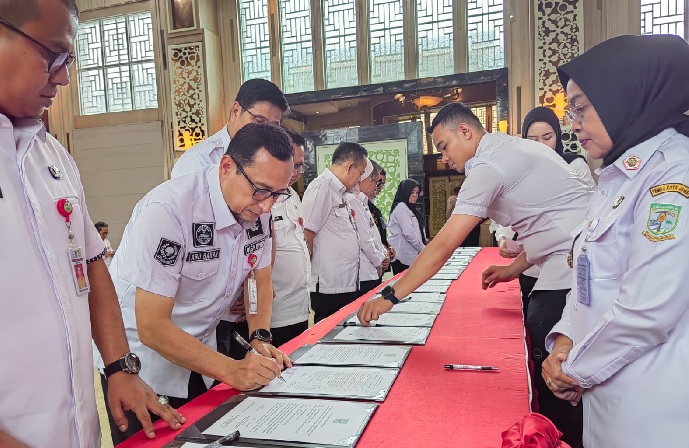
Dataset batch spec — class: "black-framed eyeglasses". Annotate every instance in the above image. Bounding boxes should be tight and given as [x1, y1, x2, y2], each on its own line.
[237, 101, 281, 126]
[231, 155, 291, 203]
[294, 162, 308, 174]
[375, 179, 384, 188]
[0, 17, 75, 74]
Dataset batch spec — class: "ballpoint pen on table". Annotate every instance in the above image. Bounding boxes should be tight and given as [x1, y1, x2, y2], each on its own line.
[202, 430, 240, 447]
[232, 331, 286, 381]
[444, 364, 499, 371]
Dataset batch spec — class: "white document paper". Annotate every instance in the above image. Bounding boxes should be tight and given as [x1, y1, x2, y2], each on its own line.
[344, 312, 435, 327]
[257, 366, 398, 401]
[332, 326, 430, 344]
[181, 444, 261, 448]
[403, 292, 445, 303]
[422, 279, 453, 287]
[389, 301, 442, 314]
[293, 344, 410, 367]
[413, 284, 449, 294]
[203, 397, 376, 446]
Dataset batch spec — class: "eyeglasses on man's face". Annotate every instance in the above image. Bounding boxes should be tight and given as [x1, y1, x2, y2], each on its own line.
[237, 102, 281, 126]
[294, 162, 308, 174]
[565, 100, 591, 124]
[230, 156, 291, 203]
[0, 17, 75, 74]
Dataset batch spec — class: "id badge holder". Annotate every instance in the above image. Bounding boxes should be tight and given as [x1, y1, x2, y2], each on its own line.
[247, 253, 258, 314]
[57, 198, 90, 295]
[576, 248, 591, 306]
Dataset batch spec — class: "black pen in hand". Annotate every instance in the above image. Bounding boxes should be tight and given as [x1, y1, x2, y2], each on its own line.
[232, 331, 286, 382]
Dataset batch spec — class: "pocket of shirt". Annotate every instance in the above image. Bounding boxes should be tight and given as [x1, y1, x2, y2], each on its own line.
[273, 218, 292, 249]
[586, 219, 623, 280]
[180, 256, 220, 281]
[332, 206, 352, 230]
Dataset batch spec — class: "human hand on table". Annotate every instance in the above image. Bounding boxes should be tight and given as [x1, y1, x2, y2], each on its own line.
[542, 335, 582, 406]
[107, 372, 185, 439]
[249, 340, 293, 369]
[481, 264, 519, 289]
[222, 352, 284, 391]
[357, 296, 394, 326]
[498, 237, 520, 259]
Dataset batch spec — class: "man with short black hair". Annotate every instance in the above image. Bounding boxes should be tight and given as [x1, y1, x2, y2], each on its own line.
[171, 79, 289, 178]
[98, 123, 294, 443]
[357, 102, 591, 447]
[302, 142, 369, 322]
[0, 1, 183, 446]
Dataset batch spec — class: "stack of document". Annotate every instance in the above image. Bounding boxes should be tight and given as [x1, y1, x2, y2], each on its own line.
[291, 344, 411, 368]
[320, 325, 431, 345]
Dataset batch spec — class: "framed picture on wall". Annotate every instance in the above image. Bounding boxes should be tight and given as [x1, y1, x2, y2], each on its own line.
[167, 0, 197, 33]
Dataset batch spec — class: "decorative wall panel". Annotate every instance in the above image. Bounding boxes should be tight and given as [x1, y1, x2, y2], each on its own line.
[467, 0, 505, 72]
[169, 43, 208, 151]
[323, 0, 359, 88]
[279, 0, 315, 93]
[417, 0, 454, 78]
[641, 0, 686, 37]
[239, 0, 272, 81]
[370, 0, 405, 83]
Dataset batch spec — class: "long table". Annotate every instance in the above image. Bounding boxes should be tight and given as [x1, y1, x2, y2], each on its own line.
[118, 248, 530, 448]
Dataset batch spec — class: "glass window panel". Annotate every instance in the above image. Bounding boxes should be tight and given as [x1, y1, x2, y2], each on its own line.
[370, 0, 405, 83]
[239, 0, 272, 81]
[323, 0, 358, 88]
[417, 0, 454, 78]
[77, 11, 157, 115]
[467, 0, 505, 71]
[279, 0, 315, 93]
[641, 0, 686, 38]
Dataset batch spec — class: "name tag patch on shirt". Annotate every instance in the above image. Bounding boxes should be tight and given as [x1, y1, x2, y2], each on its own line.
[649, 183, 689, 198]
[273, 215, 284, 222]
[576, 253, 591, 306]
[642, 202, 681, 242]
[192, 222, 215, 247]
[186, 248, 220, 263]
[155, 238, 182, 266]
[246, 219, 264, 239]
[244, 236, 268, 255]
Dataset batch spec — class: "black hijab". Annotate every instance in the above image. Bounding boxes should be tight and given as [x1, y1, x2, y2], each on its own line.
[522, 106, 585, 165]
[391, 179, 425, 240]
[558, 34, 689, 167]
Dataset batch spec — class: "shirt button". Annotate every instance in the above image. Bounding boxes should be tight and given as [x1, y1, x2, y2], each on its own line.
[600, 189, 607, 196]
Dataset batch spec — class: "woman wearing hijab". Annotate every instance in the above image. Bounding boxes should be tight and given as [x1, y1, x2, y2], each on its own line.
[523, 106, 596, 189]
[388, 179, 426, 274]
[542, 34, 689, 448]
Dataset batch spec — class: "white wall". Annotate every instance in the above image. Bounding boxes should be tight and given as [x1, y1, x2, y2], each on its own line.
[72, 121, 166, 247]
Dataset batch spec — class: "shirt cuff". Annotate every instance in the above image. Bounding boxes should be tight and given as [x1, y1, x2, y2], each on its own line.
[545, 321, 572, 353]
[453, 202, 487, 218]
[561, 361, 592, 389]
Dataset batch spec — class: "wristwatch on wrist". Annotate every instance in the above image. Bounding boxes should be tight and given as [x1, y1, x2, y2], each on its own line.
[249, 329, 273, 344]
[104, 352, 141, 379]
[381, 285, 401, 305]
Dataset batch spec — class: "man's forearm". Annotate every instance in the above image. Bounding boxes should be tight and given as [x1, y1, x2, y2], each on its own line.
[509, 251, 534, 275]
[0, 430, 29, 448]
[87, 260, 130, 365]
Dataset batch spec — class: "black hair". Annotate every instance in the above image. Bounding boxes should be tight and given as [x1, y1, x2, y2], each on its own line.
[426, 103, 484, 134]
[0, 0, 79, 27]
[370, 160, 384, 174]
[94, 221, 108, 231]
[225, 123, 293, 167]
[283, 127, 306, 148]
[452, 186, 460, 195]
[235, 79, 289, 114]
[331, 142, 367, 166]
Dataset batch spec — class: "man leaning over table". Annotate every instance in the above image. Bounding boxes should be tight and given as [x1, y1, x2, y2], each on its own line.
[95, 124, 292, 444]
[357, 103, 592, 448]
[0, 0, 184, 446]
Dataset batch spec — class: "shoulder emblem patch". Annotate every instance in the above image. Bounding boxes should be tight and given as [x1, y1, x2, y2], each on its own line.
[642, 202, 682, 242]
[649, 183, 689, 198]
[154, 238, 182, 266]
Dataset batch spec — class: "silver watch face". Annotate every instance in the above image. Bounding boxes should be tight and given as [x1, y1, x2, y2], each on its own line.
[124, 353, 141, 373]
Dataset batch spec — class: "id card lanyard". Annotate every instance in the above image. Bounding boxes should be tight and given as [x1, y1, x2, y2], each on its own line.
[247, 253, 258, 314]
[57, 198, 90, 295]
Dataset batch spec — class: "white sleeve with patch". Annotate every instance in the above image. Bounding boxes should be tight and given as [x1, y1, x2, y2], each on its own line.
[453, 163, 504, 218]
[302, 182, 333, 233]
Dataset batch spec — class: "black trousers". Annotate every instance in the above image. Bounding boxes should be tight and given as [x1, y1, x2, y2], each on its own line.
[311, 291, 358, 323]
[358, 279, 381, 297]
[216, 320, 251, 360]
[518, 274, 538, 318]
[100, 371, 208, 445]
[526, 289, 583, 448]
[391, 260, 409, 275]
[271, 320, 309, 348]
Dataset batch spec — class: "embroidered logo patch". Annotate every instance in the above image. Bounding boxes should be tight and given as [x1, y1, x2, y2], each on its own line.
[643, 202, 681, 242]
[246, 218, 264, 239]
[649, 183, 689, 198]
[186, 248, 220, 263]
[154, 238, 182, 266]
[193, 222, 214, 247]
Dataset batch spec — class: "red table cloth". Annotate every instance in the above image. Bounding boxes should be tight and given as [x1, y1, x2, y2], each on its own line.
[117, 248, 530, 448]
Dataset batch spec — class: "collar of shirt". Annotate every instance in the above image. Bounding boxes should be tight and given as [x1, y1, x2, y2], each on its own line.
[322, 168, 347, 195]
[465, 132, 511, 171]
[207, 164, 242, 235]
[608, 128, 678, 180]
[0, 114, 46, 154]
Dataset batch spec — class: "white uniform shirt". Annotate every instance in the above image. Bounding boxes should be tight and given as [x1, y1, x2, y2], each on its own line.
[570, 157, 597, 191]
[489, 221, 541, 278]
[0, 116, 104, 447]
[547, 129, 689, 448]
[302, 168, 360, 294]
[95, 165, 272, 398]
[453, 132, 593, 291]
[271, 187, 310, 327]
[171, 126, 231, 178]
[104, 237, 114, 267]
[349, 192, 387, 282]
[388, 202, 425, 266]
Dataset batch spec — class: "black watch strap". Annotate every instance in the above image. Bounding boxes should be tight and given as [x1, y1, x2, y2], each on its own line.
[382, 285, 400, 305]
[250, 329, 273, 344]
[104, 352, 141, 378]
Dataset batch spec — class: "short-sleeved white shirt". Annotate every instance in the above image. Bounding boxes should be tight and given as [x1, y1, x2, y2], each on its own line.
[95, 165, 272, 398]
[171, 126, 231, 178]
[270, 187, 311, 327]
[348, 192, 386, 281]
[389, 202, 426, 266]
[0, 116, 104, 447]
[453, 132, 593, 291]
[302, 168, 360, 294]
